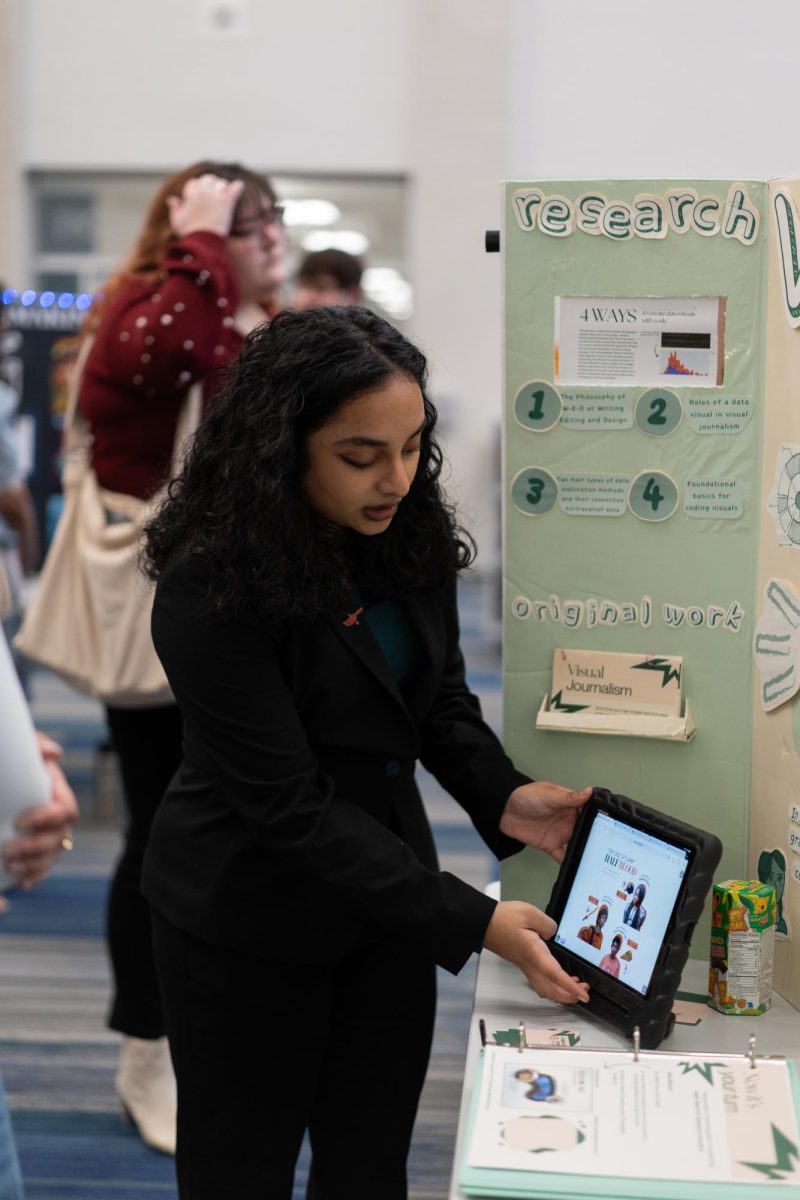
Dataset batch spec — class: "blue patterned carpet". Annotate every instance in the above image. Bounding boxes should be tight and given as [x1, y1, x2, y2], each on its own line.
[0, 577, 501, 1199]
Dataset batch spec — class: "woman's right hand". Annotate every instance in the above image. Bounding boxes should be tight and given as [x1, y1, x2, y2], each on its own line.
[167, 173, 245, 239]
[483, 900, 590, 1005]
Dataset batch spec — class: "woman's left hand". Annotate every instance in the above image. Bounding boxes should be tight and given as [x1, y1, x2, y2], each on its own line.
[3, 734, 79, 889]
[499, 782, 592, 862]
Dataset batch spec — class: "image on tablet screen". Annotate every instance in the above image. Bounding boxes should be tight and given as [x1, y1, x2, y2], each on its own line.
[554, 811, 691, 995]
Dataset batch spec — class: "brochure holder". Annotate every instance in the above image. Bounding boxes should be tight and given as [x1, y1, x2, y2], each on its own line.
[534, 694, 696, 742]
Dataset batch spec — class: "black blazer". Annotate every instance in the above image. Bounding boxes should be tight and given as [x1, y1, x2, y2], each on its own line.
[142, 559, 529, 975]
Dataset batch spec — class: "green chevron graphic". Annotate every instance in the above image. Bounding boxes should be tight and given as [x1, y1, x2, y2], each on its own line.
[675, 1061, 726, 1084]
[740, 1125, 800, 1181]
[550, 690, 590, 713]
[631, 657, 682, 688]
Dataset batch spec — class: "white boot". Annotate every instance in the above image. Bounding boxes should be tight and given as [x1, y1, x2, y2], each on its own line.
[116, 1035, 177, 1155]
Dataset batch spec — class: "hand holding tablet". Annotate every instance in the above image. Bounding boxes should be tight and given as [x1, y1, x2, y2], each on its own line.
[483, 900, 590, 1006]
[499, 780, 594, 862]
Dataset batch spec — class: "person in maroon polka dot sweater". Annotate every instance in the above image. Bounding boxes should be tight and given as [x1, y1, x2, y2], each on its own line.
[81, 162, 284, 498]
[76, 161, 285, 1155]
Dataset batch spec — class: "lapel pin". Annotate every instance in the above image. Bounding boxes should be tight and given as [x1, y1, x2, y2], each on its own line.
[343, 607, 364, 628]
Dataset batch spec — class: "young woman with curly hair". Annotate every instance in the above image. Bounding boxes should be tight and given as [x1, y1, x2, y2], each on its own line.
[141, 305, 590, 1199]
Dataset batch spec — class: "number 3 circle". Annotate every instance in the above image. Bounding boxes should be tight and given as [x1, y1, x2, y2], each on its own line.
[511, 466, 558, 516]
[628, 470, 679, 522]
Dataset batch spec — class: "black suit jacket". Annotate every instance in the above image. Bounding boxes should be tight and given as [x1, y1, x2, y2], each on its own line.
[142, 558, 529, 975]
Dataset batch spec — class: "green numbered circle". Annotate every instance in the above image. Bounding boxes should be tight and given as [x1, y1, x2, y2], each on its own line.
[514, 381, 562, 432]
[628, 470, 679, 522]
[511, 467, 558, 516]
[634, 388, 683, 437]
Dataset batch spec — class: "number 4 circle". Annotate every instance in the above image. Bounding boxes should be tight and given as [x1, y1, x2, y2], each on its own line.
[628, 470, 679, 522]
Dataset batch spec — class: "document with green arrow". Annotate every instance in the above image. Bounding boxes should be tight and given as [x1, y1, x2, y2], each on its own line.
[459, 1042, 800, 1198]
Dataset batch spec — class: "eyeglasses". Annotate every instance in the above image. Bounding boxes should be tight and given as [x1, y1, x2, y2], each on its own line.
[229, 206, 285, 238]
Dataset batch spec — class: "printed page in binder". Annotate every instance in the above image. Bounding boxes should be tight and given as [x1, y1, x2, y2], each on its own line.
[461, 1044, 800, 1198]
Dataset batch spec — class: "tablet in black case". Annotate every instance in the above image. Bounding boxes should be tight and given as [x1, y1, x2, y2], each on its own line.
[545, 787, 722, 1049]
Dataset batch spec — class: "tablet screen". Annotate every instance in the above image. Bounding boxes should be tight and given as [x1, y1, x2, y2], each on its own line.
[553, 809, 692, 996]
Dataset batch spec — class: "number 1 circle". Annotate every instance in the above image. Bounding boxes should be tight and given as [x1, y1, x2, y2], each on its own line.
[513, 382, 562, 433]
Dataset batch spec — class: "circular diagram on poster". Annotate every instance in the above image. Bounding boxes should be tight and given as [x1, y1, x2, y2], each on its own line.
[511, 466, 558, 516]
[628, 470, 679, 522]
[634, 388, 683, 437]
[513, 381, 562, 433]
[775, 451, 800, 546]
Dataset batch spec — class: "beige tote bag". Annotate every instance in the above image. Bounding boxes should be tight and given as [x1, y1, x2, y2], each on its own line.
[15, 341, 201, 707]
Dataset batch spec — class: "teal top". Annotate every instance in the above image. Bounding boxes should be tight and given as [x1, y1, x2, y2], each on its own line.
[363, 598, 426, 689]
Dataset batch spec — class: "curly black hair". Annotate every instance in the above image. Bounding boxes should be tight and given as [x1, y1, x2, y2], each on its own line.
[143, 305, 475, 619]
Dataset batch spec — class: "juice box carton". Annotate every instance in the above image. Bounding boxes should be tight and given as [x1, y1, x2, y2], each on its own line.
[708, 879, 776, 1015]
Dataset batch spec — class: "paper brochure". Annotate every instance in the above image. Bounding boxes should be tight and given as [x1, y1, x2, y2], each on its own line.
[549, 648, 683, 717]
[555, 296, 725, 388]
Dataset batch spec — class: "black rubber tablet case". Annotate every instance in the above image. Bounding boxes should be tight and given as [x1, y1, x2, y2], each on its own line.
[545, 787, 722, 1049]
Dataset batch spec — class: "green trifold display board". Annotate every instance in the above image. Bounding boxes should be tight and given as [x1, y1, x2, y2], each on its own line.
[501, 179, 800, 1007]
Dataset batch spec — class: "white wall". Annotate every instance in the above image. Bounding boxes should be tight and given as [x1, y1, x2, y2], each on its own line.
[406, 0, 510, 571]
[20, 0, 408, 173]
[508, 0, 800, 180]
[0, 1, 27, 285]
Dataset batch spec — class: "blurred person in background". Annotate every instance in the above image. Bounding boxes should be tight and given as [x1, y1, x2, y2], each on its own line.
[291, 247, 363, 309]
[2, 730, 79, 889]
[0, 588, 79, 1198]
[75, 160, 285, 1155]
[0, 290, 39, 665]
[0, 730, 78, 1200]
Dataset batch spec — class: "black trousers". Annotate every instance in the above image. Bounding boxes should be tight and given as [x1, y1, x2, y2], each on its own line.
[151, 910, 437, 1200]
[105, 704, 183, 1038]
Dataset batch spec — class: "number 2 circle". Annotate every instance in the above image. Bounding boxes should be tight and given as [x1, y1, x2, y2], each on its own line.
[634, 388, 682, 437]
